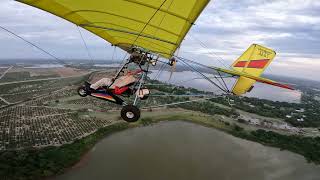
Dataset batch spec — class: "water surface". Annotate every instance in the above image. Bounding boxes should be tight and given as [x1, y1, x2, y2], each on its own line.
[56, 121, 320, 180]
[150, 71, 301, 103]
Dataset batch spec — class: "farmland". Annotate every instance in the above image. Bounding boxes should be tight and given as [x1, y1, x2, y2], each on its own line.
[0, 68, 111, 150]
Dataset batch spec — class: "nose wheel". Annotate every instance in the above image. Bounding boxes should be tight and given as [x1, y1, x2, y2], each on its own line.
[121, 105, 140, 122]
[77, 86, 88, 97]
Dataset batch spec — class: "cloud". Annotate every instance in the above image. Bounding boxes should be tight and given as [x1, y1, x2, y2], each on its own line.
[182, 0, 320, 80]
[0, 0, 319, 81]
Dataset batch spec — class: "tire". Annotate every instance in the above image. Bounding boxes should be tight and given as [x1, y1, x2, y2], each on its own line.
[121, 105, 140, 122]
[77, 86, 87, 97]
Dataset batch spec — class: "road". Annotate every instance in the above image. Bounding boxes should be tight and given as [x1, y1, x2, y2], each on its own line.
[0, 66, 13, 80]
[0, 97, 11, 105]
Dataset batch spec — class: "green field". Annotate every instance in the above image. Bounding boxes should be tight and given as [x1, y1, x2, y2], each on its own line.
[0, 71, 60, 83]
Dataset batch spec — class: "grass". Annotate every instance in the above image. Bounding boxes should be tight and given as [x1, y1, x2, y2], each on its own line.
[139, 111, 231, 130]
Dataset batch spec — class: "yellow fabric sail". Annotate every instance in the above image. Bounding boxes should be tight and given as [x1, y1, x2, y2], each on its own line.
[17, 0, 210, 58]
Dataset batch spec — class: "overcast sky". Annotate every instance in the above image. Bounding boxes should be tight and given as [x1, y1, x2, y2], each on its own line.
[0, 0, 319, 81]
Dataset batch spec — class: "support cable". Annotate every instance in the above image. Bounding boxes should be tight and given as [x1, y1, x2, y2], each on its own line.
[0, 25, 66, 65]
[176, 56, 231, 92]
[77, 26, 94, 64]
[217, 71, 230, 92]
[189, 34, 229, 69]
[152, 62, 166, 81]
[178, 58, 228, 93]
[177, 58, 228, 94]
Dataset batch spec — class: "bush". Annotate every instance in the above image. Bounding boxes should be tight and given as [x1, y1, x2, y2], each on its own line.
[0, 122, 129, 180]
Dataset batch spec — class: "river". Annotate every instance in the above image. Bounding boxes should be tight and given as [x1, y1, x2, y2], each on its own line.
[55, 121, 320, 180]
[150, 71, 301, 103]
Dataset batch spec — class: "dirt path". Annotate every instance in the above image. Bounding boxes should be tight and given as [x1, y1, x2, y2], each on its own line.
[0, 66, 12, 80]
[0, 97, 11, 105]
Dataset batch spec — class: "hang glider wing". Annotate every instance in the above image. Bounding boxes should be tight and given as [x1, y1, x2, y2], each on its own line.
[211, 44, 294, 95]
[16, 0, 210, 58]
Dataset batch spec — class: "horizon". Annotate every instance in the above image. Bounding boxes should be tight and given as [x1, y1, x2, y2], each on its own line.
[1, 58, 320, 84]
[0, 0, 320, 81]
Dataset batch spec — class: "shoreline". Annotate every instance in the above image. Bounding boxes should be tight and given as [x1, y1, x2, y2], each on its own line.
[2, 113, 320, 180]
[61, 113, 320, 178]
[51, 115, 229, 179]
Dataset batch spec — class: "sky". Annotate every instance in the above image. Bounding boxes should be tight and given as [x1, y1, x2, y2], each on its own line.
[0, 0, 320, 81]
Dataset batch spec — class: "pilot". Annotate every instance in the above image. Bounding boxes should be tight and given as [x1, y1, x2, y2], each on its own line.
[89, 69, 142, 91]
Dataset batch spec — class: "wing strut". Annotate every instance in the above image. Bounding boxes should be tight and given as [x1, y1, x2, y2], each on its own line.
[176, 57, 230, 94]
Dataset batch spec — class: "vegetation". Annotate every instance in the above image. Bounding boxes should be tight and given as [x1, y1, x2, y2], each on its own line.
[0, 71, 59, 83]
[0, 122, 129, 180]
[0, 74, 89, 105]
[1, 110, 320, 179]
[1, 70, 320, 180]
[178, 101, 239, 118]
[211, 93, 320, 128]
[140, 115, 320, 165]
[148, 79, 320, 128]
[231, 129, 320, 164]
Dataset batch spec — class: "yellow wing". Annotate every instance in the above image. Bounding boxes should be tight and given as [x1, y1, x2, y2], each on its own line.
[17, 0, 210, 58]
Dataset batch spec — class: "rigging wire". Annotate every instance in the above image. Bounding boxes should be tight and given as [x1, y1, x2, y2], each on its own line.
[178, 56, 231, 92]
[150, 58, 230, 95]
[178, 57, 227, 91]
[116, 52, 129, 72]
[175, 56, 213, 69]
[217, 70, 230, 93]
[0, 25, 66, 65]
[149, 56, 231, 94]
[152, 62, 166, 81]
[178, 57, 229, 93]
[189, 34, 229, 69]
[77, 26, 94, 64]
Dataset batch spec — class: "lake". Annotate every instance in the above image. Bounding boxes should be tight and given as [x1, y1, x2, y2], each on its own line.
[55, 121, 320, 180]
[150, 70, 301, 103]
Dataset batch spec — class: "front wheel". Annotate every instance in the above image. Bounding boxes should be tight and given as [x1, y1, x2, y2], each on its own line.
[121, 105, 140, 122]
[77, 86, 87, 97]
